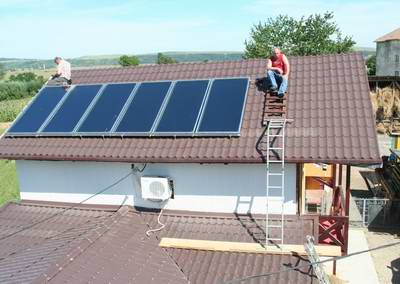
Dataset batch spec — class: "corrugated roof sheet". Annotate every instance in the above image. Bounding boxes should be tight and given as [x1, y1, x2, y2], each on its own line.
[0, 53, 380, 164]
[0, 202, 316, 284]
[375, 27, 400, 42]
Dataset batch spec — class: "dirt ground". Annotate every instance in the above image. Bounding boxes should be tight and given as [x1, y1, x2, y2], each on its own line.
[364, 229, 400, 284]
[349, 167, 400, 284]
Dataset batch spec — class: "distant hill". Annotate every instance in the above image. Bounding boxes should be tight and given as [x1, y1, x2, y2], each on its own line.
[353, 47, 376, 58]
[0, 48, 375, 71]
[0, 52, 244, 71]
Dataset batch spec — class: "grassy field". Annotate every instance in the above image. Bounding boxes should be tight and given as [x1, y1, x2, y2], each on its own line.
[0, 125, 19, 206]
[0, 97, 32, 122]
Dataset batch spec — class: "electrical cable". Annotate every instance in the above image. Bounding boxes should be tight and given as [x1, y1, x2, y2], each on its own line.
[3, 205, 128, 280]
[132, 163, 147, 173]
[221, 240, 400, 284]
[0, 170, 134, 243]
[145, 208, 166, 236]
[0, 214, 108, 263]
[131, 162, 167, 237]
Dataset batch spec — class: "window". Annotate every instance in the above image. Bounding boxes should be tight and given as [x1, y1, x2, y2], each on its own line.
[396, 55, 400, 63]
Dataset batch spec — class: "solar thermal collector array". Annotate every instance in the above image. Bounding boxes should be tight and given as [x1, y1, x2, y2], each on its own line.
[6, 77, 249, 137]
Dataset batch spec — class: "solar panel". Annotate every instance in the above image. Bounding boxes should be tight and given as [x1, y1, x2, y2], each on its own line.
[7, 86, 68, 134]
[78, 83, 136, 133]
[115, 81, 172, 134]
[155, 80, 209, 134]
[6, 77, 249, 138]
[42, 84, 102, 133]
[197, 78, 249, 135]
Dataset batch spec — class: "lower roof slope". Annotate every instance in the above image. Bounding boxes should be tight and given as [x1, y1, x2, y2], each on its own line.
[0, 202, 315, 284]
[0, 53, 380, 164]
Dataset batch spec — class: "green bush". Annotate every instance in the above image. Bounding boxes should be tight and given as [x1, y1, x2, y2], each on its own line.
[8, 72, 44, 82]
[157, 53, 178, 64]
[0, 80, 43, 101]
[119, 55, 140, 66]
[0, 97, 31, 122]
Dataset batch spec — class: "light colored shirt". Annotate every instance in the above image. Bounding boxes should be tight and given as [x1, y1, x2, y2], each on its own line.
[57, 59, 71, 80]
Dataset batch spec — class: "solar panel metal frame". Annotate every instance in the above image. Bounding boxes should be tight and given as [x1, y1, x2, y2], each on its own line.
[74, 82, 139, 136]
[111, 80, 175, 137]
[151, 79, 212, 137]
[5, 77, 250, 138]
[37, 84, 105, 137]
[5, 85, 74, 137]
[194, 77, 250, 137]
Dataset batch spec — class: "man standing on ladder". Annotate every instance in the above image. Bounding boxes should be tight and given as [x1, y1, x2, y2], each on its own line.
[266, 47, 290, 98]
[48, 57, 71, 86]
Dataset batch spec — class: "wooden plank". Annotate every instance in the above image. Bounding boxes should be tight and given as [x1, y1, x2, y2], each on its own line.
[159, 237, 342, 257]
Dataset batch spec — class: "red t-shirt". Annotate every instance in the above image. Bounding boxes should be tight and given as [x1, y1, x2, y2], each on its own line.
[270, 54, 286, 74]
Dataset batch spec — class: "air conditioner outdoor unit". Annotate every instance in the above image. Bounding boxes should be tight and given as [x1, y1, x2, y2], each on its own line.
[140, 177, 172, 201]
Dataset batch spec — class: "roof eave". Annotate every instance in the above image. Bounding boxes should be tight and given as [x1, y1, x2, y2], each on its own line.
[0, 154, 381, 165]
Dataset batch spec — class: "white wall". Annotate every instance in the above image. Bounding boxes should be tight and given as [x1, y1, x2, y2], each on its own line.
[16, 160, 298, 214]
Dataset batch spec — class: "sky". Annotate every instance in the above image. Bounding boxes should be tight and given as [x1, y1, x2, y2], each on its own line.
[0, 0, 399, 59]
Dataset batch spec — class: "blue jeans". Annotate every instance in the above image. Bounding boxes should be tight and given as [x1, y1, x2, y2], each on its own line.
[267, 70, 288, 97]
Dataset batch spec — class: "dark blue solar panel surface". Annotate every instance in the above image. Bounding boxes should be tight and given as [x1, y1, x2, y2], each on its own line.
[156, 80, 209, 133]
[7, 78, 249, 137]
[8, 87, 67, 133]
[197, 78, 248, 133]
[116, 81, 171, 133]
[43, 84, 102, 133]
[78, 83, 136, 132]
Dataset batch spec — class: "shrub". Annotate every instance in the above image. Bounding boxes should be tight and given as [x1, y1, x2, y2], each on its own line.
[157, 53, 178, 64]
[0, 80, 44, 101]
[0, 97, 31, 122]
[8, 72, 44, 82]
[119, 55, 140, 66]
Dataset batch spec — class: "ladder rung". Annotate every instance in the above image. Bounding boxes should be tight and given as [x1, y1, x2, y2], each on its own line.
[266, 225, 283, 228]
[268, 160, 283, 163]
[268, 103, 286, 106]
[267, 197, 284, 201]
[269, 147, 283, 150]
[266, 238, 282, 241]
[267, 173, 283, 176]
[268, 134, 284, 137]
[267, 185, 283, 189]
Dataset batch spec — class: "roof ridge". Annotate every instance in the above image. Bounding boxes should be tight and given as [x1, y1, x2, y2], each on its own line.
[72, 52, 362, 73]
[72, 57, 266, 73]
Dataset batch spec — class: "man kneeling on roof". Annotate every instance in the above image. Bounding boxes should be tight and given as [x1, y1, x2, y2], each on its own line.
[48, 57, 72, 86]
[266, 47, 290, 98]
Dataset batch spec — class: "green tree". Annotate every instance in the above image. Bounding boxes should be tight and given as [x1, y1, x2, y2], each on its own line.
[0, 64, 5, 81]
[157, 53, 178, 64]
[8, 72, 43, 82]
[118, 55, 140, 66]
[244, 12, 355, 58]
[366, 55, 376, 75]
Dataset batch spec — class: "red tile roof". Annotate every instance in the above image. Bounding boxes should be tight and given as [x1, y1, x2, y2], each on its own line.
[375, 27, 400, 42]
[0, 53, 380, 164]
[0, 202, 316, 284]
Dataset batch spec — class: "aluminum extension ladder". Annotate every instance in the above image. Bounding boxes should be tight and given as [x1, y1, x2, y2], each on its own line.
[265, 118, 289, 247]
[304, 235, 331, 284]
